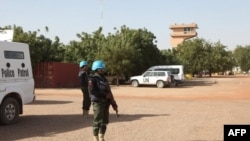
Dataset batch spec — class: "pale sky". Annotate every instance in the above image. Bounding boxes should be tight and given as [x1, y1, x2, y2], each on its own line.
[1, 0, 250, 50]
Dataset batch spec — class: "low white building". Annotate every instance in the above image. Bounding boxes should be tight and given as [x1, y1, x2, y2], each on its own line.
[0, 30, 14, 41]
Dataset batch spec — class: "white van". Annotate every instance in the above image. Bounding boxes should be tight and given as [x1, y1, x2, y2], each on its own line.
[147, 65, 185, 85]
[0, 41, 35, 125]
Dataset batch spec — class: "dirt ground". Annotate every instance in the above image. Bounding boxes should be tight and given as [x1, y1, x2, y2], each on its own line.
[0, 75, 250, 141]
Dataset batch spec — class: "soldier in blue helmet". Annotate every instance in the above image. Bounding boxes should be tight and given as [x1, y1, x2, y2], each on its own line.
[88, 60, 118, 141]
[79, 60, 91, 117]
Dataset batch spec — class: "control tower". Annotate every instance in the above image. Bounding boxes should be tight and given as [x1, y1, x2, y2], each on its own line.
[169, 23, 198, 48]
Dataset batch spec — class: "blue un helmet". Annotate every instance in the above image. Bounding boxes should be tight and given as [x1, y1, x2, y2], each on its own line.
[79, 60, 88, 68]
[92, 60, 105, 71]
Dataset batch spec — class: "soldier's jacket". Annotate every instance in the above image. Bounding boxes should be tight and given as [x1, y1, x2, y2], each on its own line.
[88, 74, 110, 102]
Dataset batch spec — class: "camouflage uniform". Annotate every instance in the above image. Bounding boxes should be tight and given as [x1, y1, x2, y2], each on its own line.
[88, 74, 111, 136]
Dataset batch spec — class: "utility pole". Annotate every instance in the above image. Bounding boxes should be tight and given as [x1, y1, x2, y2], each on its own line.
[100, 0, 104, 28]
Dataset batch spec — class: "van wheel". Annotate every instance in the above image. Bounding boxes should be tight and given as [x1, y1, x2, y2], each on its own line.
[131, 80, 139, 87]
[156, 81, 165, 88]
[0, 97, 20, 125]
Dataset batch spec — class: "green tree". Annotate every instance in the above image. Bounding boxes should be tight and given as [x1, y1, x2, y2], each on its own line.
[234, 45, 250, 73]
[210, 41, 234, 74]
[99, 26, 163, 77]
[176, 38, 206, 75]
[97, 26, 138, 84]
[175, 38, 235, 76]
[160, 49, 180, 65]
[64, 27, 104, 64]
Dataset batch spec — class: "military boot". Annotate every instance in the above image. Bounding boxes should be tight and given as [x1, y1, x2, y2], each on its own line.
[93, 136, 99, 141]
[99, 134, 105, 141]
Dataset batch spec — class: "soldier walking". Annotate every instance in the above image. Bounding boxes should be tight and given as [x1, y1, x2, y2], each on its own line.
[88, 60, 118, 141]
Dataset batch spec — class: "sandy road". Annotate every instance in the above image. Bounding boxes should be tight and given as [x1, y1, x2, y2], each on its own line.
[0, 76, 250, 141]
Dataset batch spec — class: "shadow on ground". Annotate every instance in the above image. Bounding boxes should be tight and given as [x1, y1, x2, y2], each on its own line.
[181, 79, 217, 87]
[0, 113, 169, 140]
[28, 100, 73, 105]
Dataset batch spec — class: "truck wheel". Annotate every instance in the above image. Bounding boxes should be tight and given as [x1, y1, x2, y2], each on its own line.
[156, 81, 165, 88]
[0, 97, 20, 125]
[131, 80, 139, 87]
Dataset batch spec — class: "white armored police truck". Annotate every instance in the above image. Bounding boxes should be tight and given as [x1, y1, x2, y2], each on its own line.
[0, 41, 35, 125]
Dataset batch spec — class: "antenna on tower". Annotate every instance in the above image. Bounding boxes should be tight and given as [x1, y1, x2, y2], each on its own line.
[100, 0, 104, 28]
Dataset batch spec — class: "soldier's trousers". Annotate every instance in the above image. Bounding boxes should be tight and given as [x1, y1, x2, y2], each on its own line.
[81, 87, 91, 111]
[92, 100, 110, 136]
